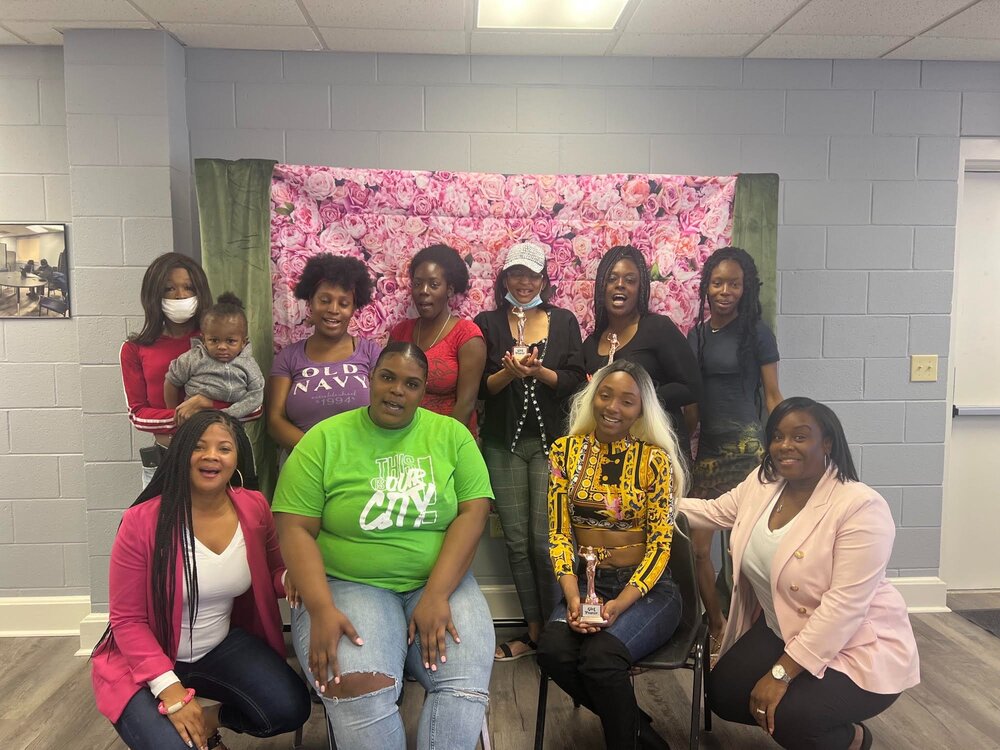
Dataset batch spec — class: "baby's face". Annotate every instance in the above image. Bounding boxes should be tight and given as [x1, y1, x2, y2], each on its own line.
[202, 316, 248, 363]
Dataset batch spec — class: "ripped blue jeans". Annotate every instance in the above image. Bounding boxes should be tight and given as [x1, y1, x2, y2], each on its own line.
[291, 572, 493, 750]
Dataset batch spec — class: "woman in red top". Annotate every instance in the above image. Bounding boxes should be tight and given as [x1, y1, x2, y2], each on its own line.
[389, 244, 486, 433]
[121, 253, 262, 487]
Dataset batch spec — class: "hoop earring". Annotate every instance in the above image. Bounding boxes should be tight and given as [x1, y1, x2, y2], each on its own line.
[824, 454, 831, 469]
[228, 468, 244, 490]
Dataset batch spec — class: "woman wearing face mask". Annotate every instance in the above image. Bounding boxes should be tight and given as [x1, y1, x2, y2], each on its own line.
[473, 242, 587, 662]
[388, 244, 486, 433]
[582, 245, 703, 461]
[121, 253, 254, 487]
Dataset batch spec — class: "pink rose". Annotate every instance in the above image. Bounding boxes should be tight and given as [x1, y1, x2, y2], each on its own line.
[351, 304, 383, 339]
[276, 224, 306, 249]
[271, 181, 296, 206]
[621, 178, 651, 208]
[318, 225, 356, 254]
[344, 180, 370, 210]
[480, 174, 506, 202]
[343, 214, 368, 239]
[606, 202, 639, 222]
[317, 199, 343, 225]
[303, 172, 336, 201]
[292, 202, 322, 234]
[412, 194, 434, 216]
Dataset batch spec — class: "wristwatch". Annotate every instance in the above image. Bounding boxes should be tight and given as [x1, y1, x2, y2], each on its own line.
[771, 663, 793, 684]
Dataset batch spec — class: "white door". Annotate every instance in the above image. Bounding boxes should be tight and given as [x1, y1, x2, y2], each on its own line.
[941, 169, 1000, 589]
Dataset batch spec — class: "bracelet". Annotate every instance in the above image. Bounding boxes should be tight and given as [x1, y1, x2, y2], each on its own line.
[158, 687, 196, 715]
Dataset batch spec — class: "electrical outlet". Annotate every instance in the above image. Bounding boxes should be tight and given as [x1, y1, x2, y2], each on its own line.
[910, 354, 938, 382]
[489, 514, 504, 538]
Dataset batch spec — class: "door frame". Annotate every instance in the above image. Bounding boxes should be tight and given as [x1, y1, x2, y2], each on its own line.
[940, 138, 1000, 591]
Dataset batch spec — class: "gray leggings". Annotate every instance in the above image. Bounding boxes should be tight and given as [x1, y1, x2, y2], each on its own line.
[483, 437, 560, 624]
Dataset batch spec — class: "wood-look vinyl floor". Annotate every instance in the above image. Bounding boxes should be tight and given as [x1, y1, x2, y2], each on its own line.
[3, 608, 999, 750]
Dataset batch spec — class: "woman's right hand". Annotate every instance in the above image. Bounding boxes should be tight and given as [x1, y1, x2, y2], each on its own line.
[309, 605, 364, 695]
[160, 684, 207, 749]
[175, 394, 211, 426]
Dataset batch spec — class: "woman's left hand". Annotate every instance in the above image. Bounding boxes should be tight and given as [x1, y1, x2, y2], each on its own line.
[600, 597, 628, 627]
[284, 572, 301, 609]
[175, 394, 212, 426]
[749, 672, 788, 735]
[409, 594, 459, 671]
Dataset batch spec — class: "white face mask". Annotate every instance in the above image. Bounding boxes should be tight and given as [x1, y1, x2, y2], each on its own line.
[161, 296, 199, 324]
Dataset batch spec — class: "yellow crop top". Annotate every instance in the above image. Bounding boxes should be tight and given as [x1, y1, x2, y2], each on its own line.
[547, 432, 675, 595]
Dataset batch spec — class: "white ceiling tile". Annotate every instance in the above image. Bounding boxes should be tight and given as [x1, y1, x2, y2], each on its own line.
[0, 0, 143, 21]
[131, 0, 306, 26]
[165, 24, 322, 51]
[303, 0, 466, 31]
[926, 0, 1000, 40]
[750, 34, 909, 58]
[613, 33, 761, 57]
[0, 25, 25, 43]
[885, 36, 1000, 61]
[471, 31, 613, 56]
[778, 0, 971, 36]
[4, 19, 155, 45]
[319, 28, 467, 55]
[627, 0, 804, 35]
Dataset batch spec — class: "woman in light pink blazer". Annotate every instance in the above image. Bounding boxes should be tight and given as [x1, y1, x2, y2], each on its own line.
[91, 411, 309, 750]
[679, 397, 919, 750]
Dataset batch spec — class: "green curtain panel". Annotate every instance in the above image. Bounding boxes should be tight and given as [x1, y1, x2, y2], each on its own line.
[731, 173, 779, 327]
[194, 158, 278, 496]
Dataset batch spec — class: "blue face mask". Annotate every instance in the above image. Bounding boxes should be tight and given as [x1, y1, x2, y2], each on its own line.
[505, 291, 544, 310]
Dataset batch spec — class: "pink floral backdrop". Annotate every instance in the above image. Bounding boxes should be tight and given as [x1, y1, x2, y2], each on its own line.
[270, 166, 738, 350]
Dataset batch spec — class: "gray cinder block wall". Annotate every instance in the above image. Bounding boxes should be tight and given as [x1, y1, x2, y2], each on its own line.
[3, 32, 1000, 613]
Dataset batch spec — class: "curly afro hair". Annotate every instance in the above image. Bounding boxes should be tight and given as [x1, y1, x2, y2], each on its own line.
[294, 253, 373, 308]
[408, 244, 470, 294]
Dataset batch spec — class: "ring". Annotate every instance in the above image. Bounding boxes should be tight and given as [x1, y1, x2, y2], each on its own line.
[756, 709, 766, 715]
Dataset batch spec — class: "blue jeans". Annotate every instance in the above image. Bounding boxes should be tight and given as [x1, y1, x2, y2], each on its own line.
[537, 563, 682, 748]
[291, 572, 493, 750]
[113, 628, 311, 750]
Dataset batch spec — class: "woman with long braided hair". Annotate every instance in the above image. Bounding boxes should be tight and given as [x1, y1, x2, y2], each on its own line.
[687, 246, 783, 664]
[91, 411, 309, 750]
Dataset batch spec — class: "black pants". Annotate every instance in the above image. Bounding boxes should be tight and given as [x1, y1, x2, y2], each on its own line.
[710, 617, 899, 749]
[538, 626, 643, 748]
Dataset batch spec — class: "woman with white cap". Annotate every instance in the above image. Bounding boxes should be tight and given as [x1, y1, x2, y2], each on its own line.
[474, 242, 586, 661]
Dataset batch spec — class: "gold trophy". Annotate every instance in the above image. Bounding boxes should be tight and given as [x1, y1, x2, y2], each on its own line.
[579, 545, 607, 624]
[606, 332, 619, 365]
[512, 306, 529, 359]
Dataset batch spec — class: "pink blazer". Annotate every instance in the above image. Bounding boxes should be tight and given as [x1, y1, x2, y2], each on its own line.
[679, 468, 920, 695]
[91, 488, 288, 723]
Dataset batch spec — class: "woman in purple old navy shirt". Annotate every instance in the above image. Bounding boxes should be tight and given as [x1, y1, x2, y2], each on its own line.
[266, 254, 381, 452]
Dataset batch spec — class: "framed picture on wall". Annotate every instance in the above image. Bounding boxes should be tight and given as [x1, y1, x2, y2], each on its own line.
[0, 223, 70, 319]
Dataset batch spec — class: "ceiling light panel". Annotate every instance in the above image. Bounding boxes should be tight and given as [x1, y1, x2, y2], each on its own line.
[478, 0, 630, 31]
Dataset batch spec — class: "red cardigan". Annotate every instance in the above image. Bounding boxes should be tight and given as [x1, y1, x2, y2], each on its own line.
[91, 488, 287, 723]
[120, 335, 262, 434]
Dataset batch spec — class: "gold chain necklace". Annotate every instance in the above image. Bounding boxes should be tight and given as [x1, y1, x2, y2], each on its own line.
[417, 314, 451, 350]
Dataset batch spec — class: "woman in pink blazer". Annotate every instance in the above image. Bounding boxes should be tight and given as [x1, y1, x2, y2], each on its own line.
[91, 411, 309, 750]
[679, 397, 919, 750]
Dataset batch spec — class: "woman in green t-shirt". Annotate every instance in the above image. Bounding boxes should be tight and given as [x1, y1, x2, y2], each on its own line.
[273, 342, 495, 750]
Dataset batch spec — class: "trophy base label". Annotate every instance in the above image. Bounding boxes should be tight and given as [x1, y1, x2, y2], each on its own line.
[579, 602, 606, 624]
[512, 346, 529, 359]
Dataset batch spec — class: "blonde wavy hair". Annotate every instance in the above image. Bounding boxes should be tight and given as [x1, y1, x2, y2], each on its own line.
[567, 359, 688, 498]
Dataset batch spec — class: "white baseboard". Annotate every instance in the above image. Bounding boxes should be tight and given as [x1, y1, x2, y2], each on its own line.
[0, 596, 91, 638]
[893, 576, 949, 612]
[3, 575, 950, 654]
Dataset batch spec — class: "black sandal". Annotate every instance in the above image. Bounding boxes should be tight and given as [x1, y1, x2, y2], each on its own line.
[494, 633, 538, 661]
[859, 723, 873, 750]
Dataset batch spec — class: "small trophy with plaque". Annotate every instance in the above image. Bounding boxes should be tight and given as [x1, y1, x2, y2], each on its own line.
[512, 306, 529, 360]
[579, 545, 607, 625]
[606, 332, 619, 365]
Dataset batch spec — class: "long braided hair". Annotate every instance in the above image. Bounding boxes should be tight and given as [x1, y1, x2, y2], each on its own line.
[593, 245, 651, 335]
[694, 247, 764, 401]
[92, 411, 258, 659]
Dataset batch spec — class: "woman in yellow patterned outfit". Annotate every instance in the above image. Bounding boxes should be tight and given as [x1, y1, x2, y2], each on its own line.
[537, 359, 688, 750]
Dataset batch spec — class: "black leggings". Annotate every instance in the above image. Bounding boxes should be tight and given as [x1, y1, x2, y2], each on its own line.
[709, 617, 899, 750]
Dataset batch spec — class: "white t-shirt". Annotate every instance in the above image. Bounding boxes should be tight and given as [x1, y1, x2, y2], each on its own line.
[741, 488, 797, 640]
[148, 523, 252, 698]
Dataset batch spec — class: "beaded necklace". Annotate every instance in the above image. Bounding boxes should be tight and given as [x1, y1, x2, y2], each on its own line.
[510, 310, 551, 454]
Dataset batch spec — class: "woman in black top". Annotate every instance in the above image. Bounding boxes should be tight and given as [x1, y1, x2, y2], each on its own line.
[581, 245, 703, 459]
[687, 246, 783, 663]
[474, 242, 586, 662]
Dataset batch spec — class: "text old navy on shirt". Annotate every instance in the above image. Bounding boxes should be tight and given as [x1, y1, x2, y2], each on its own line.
[291, 363, 369, 394]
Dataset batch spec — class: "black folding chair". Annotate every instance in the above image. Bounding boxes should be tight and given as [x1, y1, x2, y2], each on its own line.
[534, 512, 711, 750]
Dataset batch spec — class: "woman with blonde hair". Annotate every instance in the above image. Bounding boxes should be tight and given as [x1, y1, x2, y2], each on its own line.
[537, 359, 685, 749]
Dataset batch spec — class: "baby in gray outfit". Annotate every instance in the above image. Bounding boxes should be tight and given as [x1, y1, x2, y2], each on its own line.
[165, 292, 264, 419]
